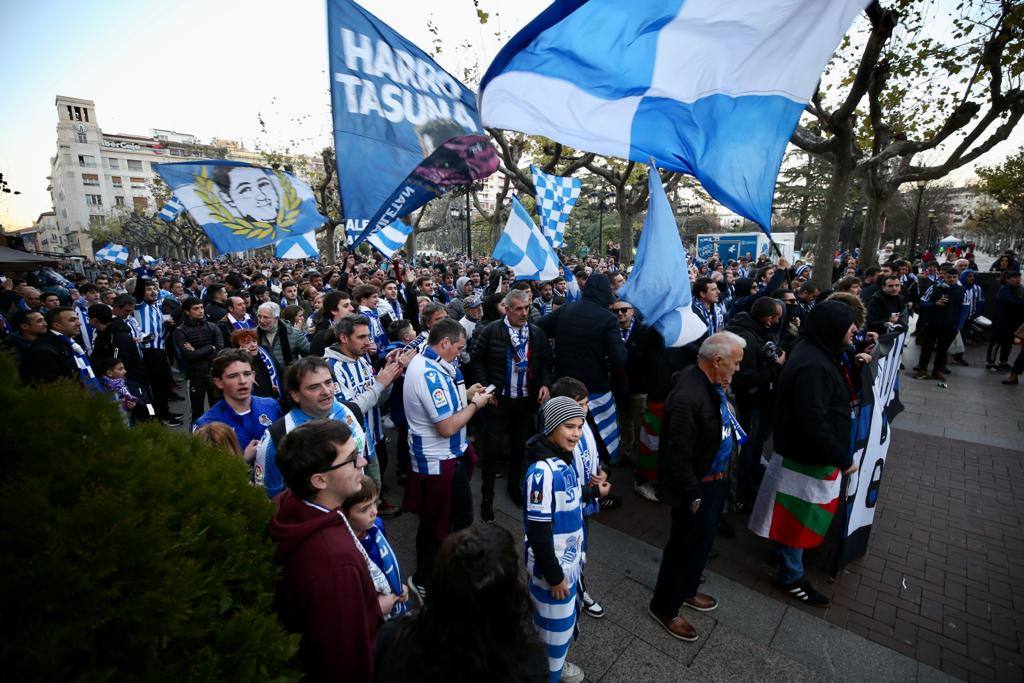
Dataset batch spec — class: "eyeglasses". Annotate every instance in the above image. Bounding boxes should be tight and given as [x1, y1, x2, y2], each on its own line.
[320, 454, 361, 473]
[613, 308, 632, 315]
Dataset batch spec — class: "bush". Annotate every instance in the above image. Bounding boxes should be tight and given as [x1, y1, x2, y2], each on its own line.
[0, 354, 300, 681]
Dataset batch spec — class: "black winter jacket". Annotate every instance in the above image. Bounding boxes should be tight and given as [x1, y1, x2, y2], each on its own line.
[466, 319, 553, 398]
[21, 332, 77, 384]
[91, 318, 149, 385]
[536, 274, 626, 394]
[865, 291, 905, 335]
[655, 365, 729, 507]
[772, 301, 858, 471]
[725, 312, 782, 412]
[172, 317, 224, 379]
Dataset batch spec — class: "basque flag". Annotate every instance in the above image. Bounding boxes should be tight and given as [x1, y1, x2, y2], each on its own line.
[480, 0, 868, 231]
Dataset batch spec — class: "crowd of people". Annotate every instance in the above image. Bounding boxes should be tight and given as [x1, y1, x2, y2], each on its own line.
[2, 241, 1022, 682]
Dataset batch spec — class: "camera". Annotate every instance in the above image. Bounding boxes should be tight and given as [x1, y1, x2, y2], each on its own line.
[762, 340, 782, 363]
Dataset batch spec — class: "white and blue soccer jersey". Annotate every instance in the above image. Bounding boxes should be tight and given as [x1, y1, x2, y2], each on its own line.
[135, 301, 165, 350]
[573, 421, 601, 518]
[404, 348, 467, 475]
[524, 457, 585, 589]
[325, 349, 385, 448]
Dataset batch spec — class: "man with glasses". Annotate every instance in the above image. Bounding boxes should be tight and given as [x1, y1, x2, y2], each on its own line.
[194, 349, 282, 459]
[268, 419, 379, 683]
[610, 300, 648, 501]
[255, 357, 367, 499]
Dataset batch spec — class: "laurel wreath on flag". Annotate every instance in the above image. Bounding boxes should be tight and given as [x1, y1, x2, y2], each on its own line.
[193, 167, 302, 240]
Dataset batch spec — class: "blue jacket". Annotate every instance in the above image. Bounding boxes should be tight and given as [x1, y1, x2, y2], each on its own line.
[918, 281, 965, 330]
[193, 396, 282, 447]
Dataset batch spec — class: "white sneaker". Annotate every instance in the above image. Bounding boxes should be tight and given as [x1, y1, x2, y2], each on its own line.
[633, 481, 660, 502]
[560, 661, 585, 683]
[582, 591, 606, 618]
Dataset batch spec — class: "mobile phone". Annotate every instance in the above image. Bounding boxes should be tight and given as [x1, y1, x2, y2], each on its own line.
[484, 384, 496, 394]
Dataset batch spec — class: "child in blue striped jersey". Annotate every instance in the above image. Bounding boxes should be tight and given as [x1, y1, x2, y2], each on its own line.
[343, 476, 410, 619]
[523, 396, 611, 683]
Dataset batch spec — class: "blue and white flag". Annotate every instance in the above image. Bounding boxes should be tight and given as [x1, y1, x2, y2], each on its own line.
[563, 263, 581, 302]
[276, 231, 320, 259]
[492, 197, 560, 281]
[95, 243, 129, 265]
[158, 195, 183, 222]
[619, 167, 705, 348]
[367, 220, 413, 259]
[327, 0, 498, 248]
[154, 160, 325, 254]
[530, 165, 580, 248]
[480, 0, 867, 231]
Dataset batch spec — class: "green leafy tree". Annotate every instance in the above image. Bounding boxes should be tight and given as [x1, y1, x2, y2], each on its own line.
[0, 355, 299, 680]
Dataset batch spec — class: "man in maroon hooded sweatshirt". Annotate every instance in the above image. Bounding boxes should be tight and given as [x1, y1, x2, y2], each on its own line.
[269, 419, 380, 682]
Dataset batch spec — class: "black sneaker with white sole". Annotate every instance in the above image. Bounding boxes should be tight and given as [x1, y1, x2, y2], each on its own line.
[407, 577, 427, 604]
[778, 578, 830, 607]
[582, 591, 605, 618]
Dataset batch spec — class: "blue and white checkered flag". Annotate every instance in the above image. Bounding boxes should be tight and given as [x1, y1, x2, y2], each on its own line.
[530, 165, 580, 248]
[367, 220, 413, 259]
[563, 264, 581, 302]
[276, 231, 319, 259]
[95, 243, 129, 265]
[492, 197, 560, 281]
[158, 195, 183, 222]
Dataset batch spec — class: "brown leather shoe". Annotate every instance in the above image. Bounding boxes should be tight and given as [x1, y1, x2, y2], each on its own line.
[647, 606, 698, 641]
[684, 592, 718, 612]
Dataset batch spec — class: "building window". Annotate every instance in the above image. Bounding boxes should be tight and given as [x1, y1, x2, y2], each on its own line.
[81, 173, 99, 187]
[89, 215, 105, 227]
[85, 194, 103, 207]
[132, 197, 148, 210]
[130, 177, 146, 189]
[111, 176, 122, 188]
[127, 159, 143, 171]
[76, 131, 88, 144]
[107, 158, 120, 170]
[115, 196, 126, 206]
[78, 154, 96, 168]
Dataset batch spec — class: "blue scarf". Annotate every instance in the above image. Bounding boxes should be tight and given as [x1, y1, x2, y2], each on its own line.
[256, 346, 280, 395]
[62, 334, 102, 393]
[359, 519, 409, 618]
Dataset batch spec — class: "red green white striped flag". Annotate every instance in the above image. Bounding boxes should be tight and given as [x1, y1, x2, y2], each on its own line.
[748, 453, 841, 549]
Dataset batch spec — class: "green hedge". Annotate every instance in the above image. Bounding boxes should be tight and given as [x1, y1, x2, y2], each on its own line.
[0, 354, 300, 681]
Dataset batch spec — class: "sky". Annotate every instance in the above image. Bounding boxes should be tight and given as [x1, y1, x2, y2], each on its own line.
[0, 0, 1020, 231]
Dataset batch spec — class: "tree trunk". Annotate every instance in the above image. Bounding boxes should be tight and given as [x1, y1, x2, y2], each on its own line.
[858, 192, 888, 268]
[794, 192, 810, 252]
[323, 223, 338, 264]
[810, 158, 854, 289]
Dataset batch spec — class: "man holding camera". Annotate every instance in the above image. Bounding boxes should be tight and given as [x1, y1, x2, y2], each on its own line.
[724, 297, 786, 510]
[914, 266, 965, 381]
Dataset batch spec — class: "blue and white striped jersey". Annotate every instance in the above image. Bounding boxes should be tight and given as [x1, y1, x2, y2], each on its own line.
[524, 456, 585, 588]
[324, 348, 385, 449]
[403, 348, 467, 475]
[573, 421, 601, 518]
[134, 302, 164, 350]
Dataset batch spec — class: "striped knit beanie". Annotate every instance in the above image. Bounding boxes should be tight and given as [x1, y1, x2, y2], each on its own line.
[542, 396, 586, 435]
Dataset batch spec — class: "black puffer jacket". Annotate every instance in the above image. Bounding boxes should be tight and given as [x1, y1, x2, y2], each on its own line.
[466, 319, 553, 398]
[725, 312, 782, 412]
[537, 274, 626, 394]
[655, 365, 729, 507]
[172, 316, 224, 379]
[772, 301, 858, 470]
[91, 318, 149, 385]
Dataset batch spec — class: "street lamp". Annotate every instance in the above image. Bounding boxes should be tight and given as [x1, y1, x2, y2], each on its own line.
[588, 190, 614, 256]
[926, 208, 937, 252]
[909, 180, 927, 258]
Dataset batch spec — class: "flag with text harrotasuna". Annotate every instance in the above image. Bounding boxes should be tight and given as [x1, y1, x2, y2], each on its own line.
[327, 0, 498, 248]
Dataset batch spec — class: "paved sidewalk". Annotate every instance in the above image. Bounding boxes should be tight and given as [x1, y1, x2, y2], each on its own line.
[381, 489, 954, 682]
[595, 342, 1024, 682]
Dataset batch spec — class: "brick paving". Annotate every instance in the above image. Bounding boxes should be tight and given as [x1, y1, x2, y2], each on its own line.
[597, 340, 1024, 682]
